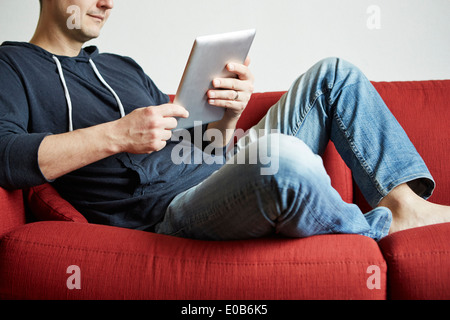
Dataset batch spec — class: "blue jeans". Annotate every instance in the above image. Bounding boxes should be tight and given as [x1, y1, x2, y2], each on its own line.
[155, 57, 435, 241]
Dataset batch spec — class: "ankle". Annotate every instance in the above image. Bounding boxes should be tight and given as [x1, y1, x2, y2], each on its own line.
[378, 184, 420, 218]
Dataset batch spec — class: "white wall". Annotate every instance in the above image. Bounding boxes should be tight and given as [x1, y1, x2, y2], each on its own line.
[1, 0, 449, 94]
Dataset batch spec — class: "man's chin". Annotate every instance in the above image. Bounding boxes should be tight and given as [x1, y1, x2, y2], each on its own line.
[74, 30, 101, 44]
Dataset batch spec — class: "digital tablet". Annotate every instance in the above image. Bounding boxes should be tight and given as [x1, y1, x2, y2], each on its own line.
[174, 29, 256, 129]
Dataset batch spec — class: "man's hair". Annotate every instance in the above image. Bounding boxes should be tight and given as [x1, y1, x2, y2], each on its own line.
[39, 0, 42, 11]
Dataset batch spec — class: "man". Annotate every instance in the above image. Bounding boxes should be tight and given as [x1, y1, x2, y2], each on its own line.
[0, 0, 449, 240]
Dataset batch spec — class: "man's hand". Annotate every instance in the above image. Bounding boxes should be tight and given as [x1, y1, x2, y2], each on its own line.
[113, 104, 189, 154]
[206, 57, 255, 146]
[207, 57, 255, 121]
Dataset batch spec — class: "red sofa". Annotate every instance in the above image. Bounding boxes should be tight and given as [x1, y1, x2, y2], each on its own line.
[1, 80, 449, 300]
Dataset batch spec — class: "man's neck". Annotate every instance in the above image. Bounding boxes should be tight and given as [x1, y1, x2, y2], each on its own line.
[30, 35, 83, 57]
[30, 21, 84, 57]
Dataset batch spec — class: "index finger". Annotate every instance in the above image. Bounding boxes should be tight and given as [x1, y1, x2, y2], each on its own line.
[226, 60, 254, 81]
[159, 103, 190, 118]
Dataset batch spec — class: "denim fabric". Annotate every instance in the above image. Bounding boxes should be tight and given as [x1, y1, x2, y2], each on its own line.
[154, 57, 435, 241]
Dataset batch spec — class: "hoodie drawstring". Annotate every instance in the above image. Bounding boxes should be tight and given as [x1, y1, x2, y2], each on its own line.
[52, 56, 74, 132]
[89, 59, 126, 118]
[52, 55, 125, 132]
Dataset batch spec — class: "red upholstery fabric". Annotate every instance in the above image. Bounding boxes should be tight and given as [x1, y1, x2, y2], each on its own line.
[379, 223, 450, 300]
[0, 221, 386, 300]
[236, 92, 286, 132]
[24, 184, 87, 223]
[0, 188, 25, 236]
[355, 81, 450, 212]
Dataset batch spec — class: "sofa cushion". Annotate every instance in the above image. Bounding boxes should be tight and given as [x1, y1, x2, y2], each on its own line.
[24, 184, 87, 223]
[0, 221, 387, 300]
[378, 223, 450, 300]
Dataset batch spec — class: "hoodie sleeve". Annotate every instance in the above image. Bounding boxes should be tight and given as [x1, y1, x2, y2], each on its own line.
[0, 59, 51, 190]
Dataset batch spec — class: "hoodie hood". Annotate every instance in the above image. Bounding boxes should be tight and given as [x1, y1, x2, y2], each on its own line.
[1, 41, 99, 62]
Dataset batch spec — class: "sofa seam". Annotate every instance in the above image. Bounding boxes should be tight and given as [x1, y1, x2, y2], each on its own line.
[384, 250, 450, 260]
[1, 236, 386, 267]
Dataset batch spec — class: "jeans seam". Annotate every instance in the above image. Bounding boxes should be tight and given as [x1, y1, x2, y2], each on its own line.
[329, 82, 386, 202]
[291, 87, 328, 138]
[334, 113, 385, 200]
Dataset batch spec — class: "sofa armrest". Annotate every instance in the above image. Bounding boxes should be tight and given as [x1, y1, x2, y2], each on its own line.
[0, 188, 26, 236]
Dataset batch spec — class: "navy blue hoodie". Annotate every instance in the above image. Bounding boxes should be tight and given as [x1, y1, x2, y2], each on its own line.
[0, 42, 223, 231]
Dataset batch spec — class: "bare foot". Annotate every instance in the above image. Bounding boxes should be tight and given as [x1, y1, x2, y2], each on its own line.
[378, 184, 450, 235]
